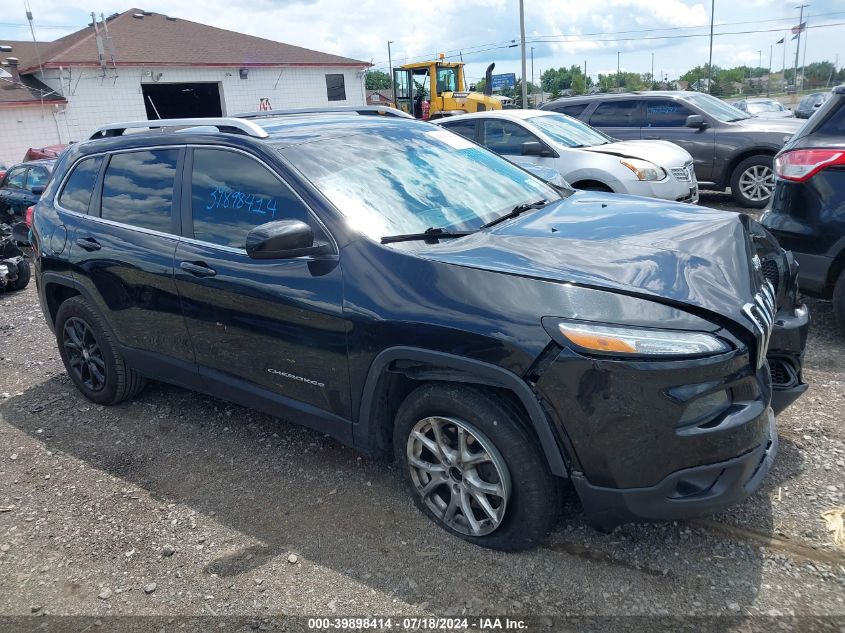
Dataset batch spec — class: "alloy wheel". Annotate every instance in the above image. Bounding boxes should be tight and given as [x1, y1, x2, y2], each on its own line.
[406, 416, 511, 537]
[62, 317, 106, 392]
[738, 164, 775, 202]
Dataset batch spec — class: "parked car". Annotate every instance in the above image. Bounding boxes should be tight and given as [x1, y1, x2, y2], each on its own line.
[0, 161, 8, 182]
[23, 144, 69, 162]
[436, 110, 698, 203]
[762, 85, 845, 330]
[794, 92, 830, 119]
[540, 91, 803, 207]
[0, 159, 55, 232]
[32, 109, 808, 550]
[732, 98, 794, 119]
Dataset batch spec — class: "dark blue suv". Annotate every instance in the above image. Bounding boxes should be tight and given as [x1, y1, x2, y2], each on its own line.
[31, 107, 809, 550]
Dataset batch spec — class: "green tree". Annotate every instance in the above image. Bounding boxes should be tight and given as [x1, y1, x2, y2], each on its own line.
[571, 74, 586, 95]
[365, 70, 391, 90]
[474, 78, 486, 93]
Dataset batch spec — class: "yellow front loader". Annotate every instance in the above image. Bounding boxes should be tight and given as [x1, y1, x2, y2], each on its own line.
[392, 56, 501, 120]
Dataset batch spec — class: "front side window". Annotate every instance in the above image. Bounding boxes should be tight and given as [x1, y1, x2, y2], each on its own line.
[550, 103, 588, 118]
[645, 100, 695, 127]
[278, 123, 560, 240]
[58, 156, 103, 214]
[679, 93, 749, 122]
[527, 114, 611, 147]
[481, 119, 538, 155]
[190, 149, 309, 249]
[326, 74, 346, 101]
[589, 100, 641, 127]
[100, 150, 179, 233]
[3, 166, 27, 190]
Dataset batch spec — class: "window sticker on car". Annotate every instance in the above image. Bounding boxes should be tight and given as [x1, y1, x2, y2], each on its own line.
[426, 129, 475, 150]
[207, 185, 278, 218]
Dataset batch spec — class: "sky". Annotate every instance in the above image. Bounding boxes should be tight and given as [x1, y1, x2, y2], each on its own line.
[1, 0, 843, 86]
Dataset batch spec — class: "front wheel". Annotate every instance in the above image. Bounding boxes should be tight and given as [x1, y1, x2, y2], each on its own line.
[394, 384, 561, 551]
[730, 155, 775, 208]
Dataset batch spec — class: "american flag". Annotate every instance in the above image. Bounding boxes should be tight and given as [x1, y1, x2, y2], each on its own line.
[791, 22, 806, 35]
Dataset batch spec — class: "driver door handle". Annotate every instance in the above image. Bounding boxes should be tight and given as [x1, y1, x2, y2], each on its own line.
[75, 237, 101, 251]
[180, 261, 217, 278]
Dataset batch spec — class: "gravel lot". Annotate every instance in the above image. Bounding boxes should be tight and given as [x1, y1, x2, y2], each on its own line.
[1, 194, 844, 629]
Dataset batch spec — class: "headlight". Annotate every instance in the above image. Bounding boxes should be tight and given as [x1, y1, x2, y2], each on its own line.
[620, 158, 666, 181]
[555, 321, 730, 357]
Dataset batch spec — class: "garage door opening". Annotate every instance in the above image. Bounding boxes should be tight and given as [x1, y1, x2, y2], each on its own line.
[141, 82, 223, 120]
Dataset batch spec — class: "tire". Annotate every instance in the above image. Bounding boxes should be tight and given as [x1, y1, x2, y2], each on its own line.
[730, 155, 775, 208]
[394, 383, 561, 551]
[8, 259, 30, 291]
[833, 270, 845, 334]
[55, 296, 146, 405]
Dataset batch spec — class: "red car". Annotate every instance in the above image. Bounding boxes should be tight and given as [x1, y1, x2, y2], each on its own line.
[22, 144, 69, 162]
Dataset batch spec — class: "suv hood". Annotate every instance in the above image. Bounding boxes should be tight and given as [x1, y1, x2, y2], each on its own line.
[414, 192, 760, 322]
[580, 139, 691, 167]
[731, 117, 803, 136]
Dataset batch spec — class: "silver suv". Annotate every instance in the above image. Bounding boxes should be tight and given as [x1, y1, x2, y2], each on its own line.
[541, 91, 803, 208]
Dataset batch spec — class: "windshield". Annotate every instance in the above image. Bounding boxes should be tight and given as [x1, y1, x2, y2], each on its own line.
[279, 124, 560, 239]
[526, 113, 611, 147]
[747, 102, 784, 114]
[681, 93, 751, 122]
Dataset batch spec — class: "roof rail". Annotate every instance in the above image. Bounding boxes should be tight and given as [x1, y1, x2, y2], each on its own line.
[234, 105, 415, 120]
[89, 118, 269, 140]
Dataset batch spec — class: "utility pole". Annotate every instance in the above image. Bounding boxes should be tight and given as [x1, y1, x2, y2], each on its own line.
[519, 0, 528, 108]
[801, 11, 810, 89]
[531, 46, 535, 106]
[617, 51, 621, 89]
[707, 0, 715, 93]
[793, 4, 808, 91]
[768, 44, 773, 96]
[387, 41, 395, 102]
[651, 52, 654, 89]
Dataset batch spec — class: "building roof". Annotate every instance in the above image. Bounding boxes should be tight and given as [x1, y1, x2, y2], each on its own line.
[12, 8, 369, 74]
[0, 66, 66, 107]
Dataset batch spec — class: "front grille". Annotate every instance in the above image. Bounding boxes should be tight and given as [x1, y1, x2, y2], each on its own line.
[670, 162, 695, 182]
[742, 281, 776, 369]
[761, 258, 780, 298]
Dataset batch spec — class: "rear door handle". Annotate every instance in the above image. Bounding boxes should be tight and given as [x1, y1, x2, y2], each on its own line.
[180, 261, 217, 278]
[75, 237, 101, 251]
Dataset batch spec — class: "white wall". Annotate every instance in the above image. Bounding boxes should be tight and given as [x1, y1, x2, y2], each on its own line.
[0, 64, 366, 165]
[0, 104, 69, 166]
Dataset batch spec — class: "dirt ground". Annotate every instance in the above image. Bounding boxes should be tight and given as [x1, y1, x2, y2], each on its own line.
[1, 194, 844, 631]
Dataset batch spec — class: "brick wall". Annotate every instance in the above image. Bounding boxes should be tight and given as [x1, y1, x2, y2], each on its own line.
[0, 64, 366, 165]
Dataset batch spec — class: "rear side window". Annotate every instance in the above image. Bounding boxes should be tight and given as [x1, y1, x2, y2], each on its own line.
[816, 101, 845, 135]
[190, 149, 310, 249]
[101, 150, 179, 233]
[25, 166, 50, 189]
[548, 102, 588, 118]
[440, 120, 477, 141]
[59, 156, 103, 214]
[589, 100, 641, 127]
[645, 100, 694, 127]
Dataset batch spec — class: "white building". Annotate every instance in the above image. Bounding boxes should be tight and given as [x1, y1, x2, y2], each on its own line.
[0, 9, 369, 165]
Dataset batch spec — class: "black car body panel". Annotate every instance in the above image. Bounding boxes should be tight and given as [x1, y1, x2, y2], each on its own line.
[31, 112, 809, 531]
[762, 86, 845, 301]
[541, 92, 801, 189]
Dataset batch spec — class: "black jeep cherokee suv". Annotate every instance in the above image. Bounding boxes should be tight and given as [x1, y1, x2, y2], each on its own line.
[31, 107, 809, 550]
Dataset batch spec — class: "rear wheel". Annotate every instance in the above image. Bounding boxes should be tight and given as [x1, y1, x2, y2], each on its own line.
[8, 259, 30, 291]
[55, 297, 146, 405]
[730, 155, 775, 208]
[394, 383, 561, 551]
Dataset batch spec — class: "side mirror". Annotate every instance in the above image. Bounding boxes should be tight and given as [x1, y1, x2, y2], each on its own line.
[522, 141, 552, 157]
[685, 114, 707, 129]
[245, 220, 331, 260]
[31, 185, 46, 195]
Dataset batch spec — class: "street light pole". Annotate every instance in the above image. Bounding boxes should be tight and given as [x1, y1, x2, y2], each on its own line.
[768, 44, 773, 96]
[651, 52, 654, 89]
[387, 40, 394, 102]
[617, 51, 621, 89]
[793, 4, 808, 91]
[519, 0, 528, 108]
[531, 46, 535, 106]
[707, 0, 714, 94]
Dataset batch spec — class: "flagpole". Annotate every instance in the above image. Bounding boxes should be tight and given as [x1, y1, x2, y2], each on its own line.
[793, 4, 807, 92]
[801, 12, 810, 89]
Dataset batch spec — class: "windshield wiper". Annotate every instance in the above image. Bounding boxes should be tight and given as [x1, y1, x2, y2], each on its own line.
[481, 200, 550, 229]
[380, 227, 475, 244]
